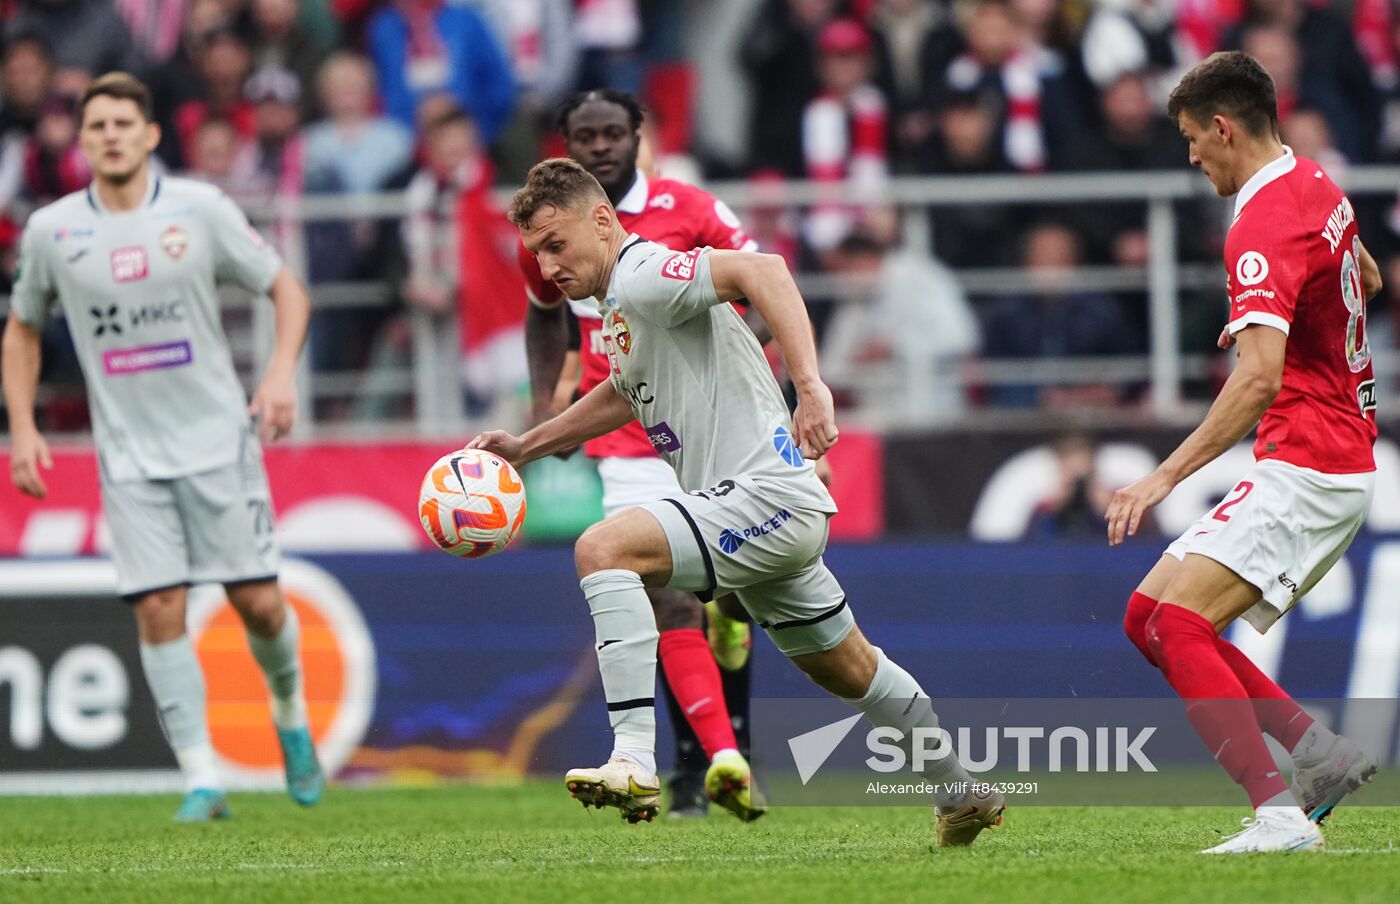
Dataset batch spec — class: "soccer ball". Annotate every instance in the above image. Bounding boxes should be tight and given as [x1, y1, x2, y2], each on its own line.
[418, 449, 527, 558]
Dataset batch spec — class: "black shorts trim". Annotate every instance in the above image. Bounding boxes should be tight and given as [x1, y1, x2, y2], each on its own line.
[661, 497, 716, 598]
[607, 697, 655, 712]
[759, 598, 848, 631]
[120, 581, 191, 605]
[219, 574, 280, 590]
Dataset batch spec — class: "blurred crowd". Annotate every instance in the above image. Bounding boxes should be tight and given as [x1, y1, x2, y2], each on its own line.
[2, 0, 1399, 428]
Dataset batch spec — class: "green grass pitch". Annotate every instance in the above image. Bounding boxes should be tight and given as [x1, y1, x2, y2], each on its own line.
[2, 784, 1397, 903]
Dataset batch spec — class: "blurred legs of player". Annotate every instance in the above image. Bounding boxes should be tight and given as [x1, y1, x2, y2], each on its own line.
[134, 579, 322, 821]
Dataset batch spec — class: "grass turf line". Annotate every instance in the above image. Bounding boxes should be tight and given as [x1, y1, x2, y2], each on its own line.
[1, 784, 1397, 903]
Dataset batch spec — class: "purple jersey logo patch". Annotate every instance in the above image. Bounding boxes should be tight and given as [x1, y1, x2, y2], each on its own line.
[103, 340, 193, 375]
[645, 421, 682, 453]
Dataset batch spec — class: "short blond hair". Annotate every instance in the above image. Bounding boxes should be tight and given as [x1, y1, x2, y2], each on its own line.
[509, 157, 608, 228]
[81, 71, 154, 123]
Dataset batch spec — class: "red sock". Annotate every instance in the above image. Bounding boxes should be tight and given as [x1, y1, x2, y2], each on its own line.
[1214, 637, 1314, 751]
[1123, 591, 1159, 666]
[1145, 604, 1289, 808]
[658, 629, 737, 760]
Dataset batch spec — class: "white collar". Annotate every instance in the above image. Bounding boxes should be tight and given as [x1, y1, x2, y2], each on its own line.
[87, 173, 160, 215]
[1233, 145, 1295, 219]
[616, 171, 649, 214]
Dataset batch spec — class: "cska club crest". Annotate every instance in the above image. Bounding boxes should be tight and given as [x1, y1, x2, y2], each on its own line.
[612, 310, 633, 355]
[161, 225, 189, 259]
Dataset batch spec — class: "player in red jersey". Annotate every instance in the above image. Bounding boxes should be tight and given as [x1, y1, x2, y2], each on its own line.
[1107, 52, 1381, 854]
[520, 90, 762, 820]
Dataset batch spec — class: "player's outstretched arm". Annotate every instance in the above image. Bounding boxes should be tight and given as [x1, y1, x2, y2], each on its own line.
[1106, 325, 1286, 545]
[526, 302, 571, 424]
[2, 315, 52, 498]
[248, 266, 311, 443]
[709, 250, 838, 459]
[468, 379, 634, 468]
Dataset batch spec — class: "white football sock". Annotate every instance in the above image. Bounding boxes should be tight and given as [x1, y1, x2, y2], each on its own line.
[580, 569, 658, 770]
[140, 636, 221, 792]
[844, 647, 971, 811]
[246, 604, 308, 730]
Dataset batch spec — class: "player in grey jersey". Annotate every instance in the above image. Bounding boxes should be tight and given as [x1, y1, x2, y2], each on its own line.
[2, 73, 321, 821]
[467, 157, 1005, 846]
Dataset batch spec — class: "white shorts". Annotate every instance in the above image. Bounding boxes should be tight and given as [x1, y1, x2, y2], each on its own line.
[101, 428, 281, 600]
[1165, 459, 1373, 633]
[596, 455, 683, 518]
[639, 476, 851, 657]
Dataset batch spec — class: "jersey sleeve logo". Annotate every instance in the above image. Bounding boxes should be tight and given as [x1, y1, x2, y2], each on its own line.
[1235, 251, 1270, 287]
[661, 249, 701, 281]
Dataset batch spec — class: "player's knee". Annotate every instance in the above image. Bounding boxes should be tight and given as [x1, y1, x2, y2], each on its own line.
[132, 587, 187, 643]
[1123, 593, 1158, 666]
[227, 580, 285, 636]
[575, 522, 626, 578]
[1142, 605, 1173, 662]
[649, 587, 702, 631]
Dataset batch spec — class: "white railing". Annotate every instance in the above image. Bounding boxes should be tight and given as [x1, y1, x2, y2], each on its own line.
[5, 168, 1399, 439]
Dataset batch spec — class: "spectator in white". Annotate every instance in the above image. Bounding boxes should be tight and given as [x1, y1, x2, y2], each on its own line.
[802, 18, 889, 251]
[303, 51, 413, 196]
[821, 230, 979, 426]
[6, 0, 136, 75]
[302, 52, 414, 384]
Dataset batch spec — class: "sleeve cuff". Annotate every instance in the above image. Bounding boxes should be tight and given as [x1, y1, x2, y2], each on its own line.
[1227, 311, 1290, 337]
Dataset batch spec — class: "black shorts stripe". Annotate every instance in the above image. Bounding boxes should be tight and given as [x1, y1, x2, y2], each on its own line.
[759, 598, 848, 631]
[661, 497, 716, 596]
[607, 697, 655, 712]
[120, 581, 191, 605]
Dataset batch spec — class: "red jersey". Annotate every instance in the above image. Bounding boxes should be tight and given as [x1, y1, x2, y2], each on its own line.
[520, 172, 755, 457]
[1224, 149, 1377, 473]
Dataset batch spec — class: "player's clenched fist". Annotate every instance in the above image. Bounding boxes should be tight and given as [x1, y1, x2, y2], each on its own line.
[248, 371, 297, 443]
[793, 382, 839, 459]
[465, 431, 525, 467]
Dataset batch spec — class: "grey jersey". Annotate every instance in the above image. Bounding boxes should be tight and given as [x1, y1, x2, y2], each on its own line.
[601, 236, 836, 514]
[10, 176, 282, 481]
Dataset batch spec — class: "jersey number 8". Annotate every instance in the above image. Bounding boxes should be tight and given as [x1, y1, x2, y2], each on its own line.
[1341, 235, 1371, 373]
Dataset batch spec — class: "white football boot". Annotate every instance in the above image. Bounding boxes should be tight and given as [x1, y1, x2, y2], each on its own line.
[564, 756, 661, 824]
[1200, 807, 1324, 854]
[1290, 732, 1376, 823]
